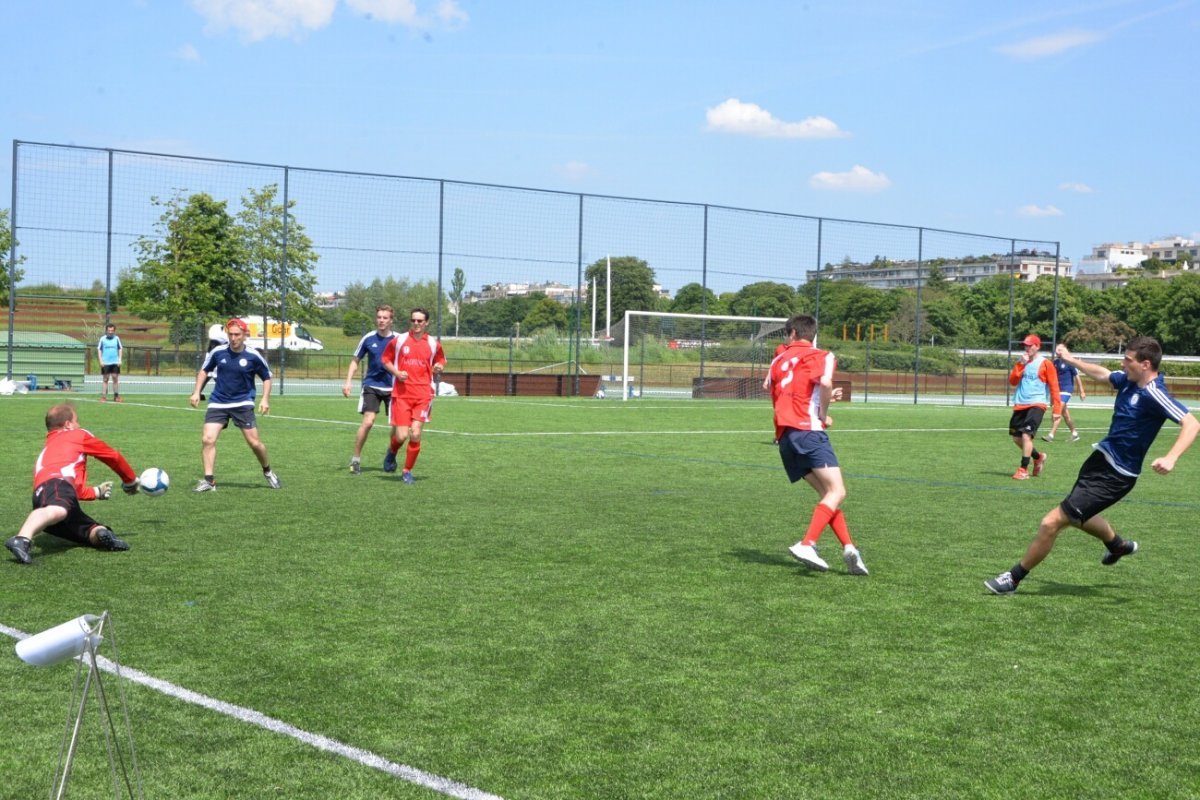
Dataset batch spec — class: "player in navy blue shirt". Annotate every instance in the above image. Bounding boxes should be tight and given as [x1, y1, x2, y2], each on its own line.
[1042, 355, 1087, 442]
[188, 318, 280, 492]
[342, 305, 396, 474]
[987, 337, 1198, 594]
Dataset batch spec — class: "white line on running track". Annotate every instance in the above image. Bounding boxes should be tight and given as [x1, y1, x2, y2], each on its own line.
[0, 622, 503, 800]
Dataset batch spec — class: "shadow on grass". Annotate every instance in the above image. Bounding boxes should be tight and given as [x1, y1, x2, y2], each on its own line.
[1008, 579, 1131, 601]
[728, 547, 833, 579]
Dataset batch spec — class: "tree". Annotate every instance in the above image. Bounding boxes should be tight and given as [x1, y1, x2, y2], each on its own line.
[1063, 314, 1137, 353]
[1157, 272, 1200, 354]
[0, 208, 26, 307]
[449, 268, 466, 337]
[669, 282, 720, 315]
[236, 184, 320, 327]
[522, 295, 569, 333]
[727, 281, 795, 318]
[120, 192, 249, 339]
[584, 256, 657, 333]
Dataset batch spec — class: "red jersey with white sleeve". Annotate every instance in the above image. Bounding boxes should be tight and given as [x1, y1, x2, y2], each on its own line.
[768, 340, 835, 433]
[33, 428, 136, 500]
[382, 331, 446, 401]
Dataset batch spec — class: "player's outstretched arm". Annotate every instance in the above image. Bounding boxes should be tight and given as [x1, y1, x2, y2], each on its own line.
[1056, 344, 1111, 383]
[1151, 412, 1200, 475]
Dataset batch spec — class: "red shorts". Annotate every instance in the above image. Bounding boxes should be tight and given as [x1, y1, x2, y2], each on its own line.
[389, 395, 434, 427]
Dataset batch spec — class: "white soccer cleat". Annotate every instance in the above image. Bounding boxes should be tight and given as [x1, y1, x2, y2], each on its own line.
[788, 543, 829, 571]
[842, 545, 869, 576]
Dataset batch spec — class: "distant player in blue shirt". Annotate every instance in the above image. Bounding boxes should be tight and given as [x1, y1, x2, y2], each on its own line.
[188, 318, 280, 493]
[1042, 355, 1087, 442]
[97, 323, 123, 402]
[342, 305, 396, 474]
[987, 337, 1199, 594]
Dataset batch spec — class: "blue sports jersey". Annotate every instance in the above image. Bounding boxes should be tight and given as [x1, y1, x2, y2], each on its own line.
[1096, 371, 1190, 477]
[97, 335, 122, 365]
[352, 331, 396, 391]
[1052, 357, 1078, 394]
[201, 345, 271, 408]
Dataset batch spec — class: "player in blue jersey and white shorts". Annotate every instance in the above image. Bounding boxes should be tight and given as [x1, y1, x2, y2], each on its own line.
[986, 337, 1199, 594]
[188, 318, 281, 492]
[342, 305, 397, 474]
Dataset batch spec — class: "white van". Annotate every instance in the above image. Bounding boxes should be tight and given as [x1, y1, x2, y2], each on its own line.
[208, 316, 324, 351]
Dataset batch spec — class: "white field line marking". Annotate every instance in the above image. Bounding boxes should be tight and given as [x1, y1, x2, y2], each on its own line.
[0, 622, 503, 800]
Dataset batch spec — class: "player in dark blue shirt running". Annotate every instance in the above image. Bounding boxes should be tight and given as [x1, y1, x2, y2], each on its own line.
[188, 318, 280, 493]
[342, 305, 397, 474]
[987, 336, 1199, 594]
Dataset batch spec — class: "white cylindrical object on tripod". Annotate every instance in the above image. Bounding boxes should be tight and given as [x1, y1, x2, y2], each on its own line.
[15, 615, 102, 666]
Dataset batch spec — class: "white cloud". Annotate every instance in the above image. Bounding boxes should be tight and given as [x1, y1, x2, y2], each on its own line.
[176, 43, 203, 62]
[1059, 181, 1093, 193]
[191, 0, 337, 41]
[191, 0, 467, 41]
[808, 165, 891, 193]
[705, 98, 848, 139]
[1017, 204, 1064, 217]
[554, 161, 593, 181]
[996, 29, 1104, 60]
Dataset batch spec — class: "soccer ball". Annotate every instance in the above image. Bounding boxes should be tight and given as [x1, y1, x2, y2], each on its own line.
[139, 467, 170, 497]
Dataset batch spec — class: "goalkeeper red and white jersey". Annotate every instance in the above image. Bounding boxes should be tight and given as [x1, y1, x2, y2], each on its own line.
[768, 340, 835, 432]
[33, 427, 136, 500]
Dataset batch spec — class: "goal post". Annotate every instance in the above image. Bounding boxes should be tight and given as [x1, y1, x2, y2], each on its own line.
[619, 311, 790, 400]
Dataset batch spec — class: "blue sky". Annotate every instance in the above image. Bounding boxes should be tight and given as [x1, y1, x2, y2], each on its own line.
[3, 0, 1198, 276]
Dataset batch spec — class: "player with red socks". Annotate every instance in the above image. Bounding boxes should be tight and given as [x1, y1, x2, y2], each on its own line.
[380, 308, 446, 484]
[764, 314, 868, 575]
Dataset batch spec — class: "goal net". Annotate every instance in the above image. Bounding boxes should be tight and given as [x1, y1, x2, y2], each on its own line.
[615, 311, 790, 400]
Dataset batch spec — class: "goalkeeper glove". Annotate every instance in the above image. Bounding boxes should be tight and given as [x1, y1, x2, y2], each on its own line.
[122, 480, 140, 496]
[94, 481, 114, 500]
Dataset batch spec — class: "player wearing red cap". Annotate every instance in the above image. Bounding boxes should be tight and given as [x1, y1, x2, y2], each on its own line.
[188, 318, 280, 492]
[1008, 334, 1062, 480]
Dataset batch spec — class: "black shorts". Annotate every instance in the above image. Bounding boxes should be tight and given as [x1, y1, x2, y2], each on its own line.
[34, 479, 102, 545]
[1060, 450, 1138, 524]
[1009, 407, 1045, 437]
[101, 364, 121, 375]
[205, 405, 257, 430]
[358, 387, 392, 416]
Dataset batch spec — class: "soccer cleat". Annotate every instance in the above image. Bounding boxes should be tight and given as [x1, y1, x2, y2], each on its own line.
[99, 396, 108, 403]
[1071, 432, 1081, 442]
[1101, 540, 1138, 566]
[349, 459, 361, 475]
[383, 450, 398, 473]
[401, 471, 415, 485]
[788, 543, 829, 571]
[193, 479, 217, 493]
[115, 395, 123, 403]
[1012, 467, 1029, 480]
[1041, 434, 1055, 442]
[985, 571, 1017, 594]
[93, 527, 129, 552]
[264, 470, 281, 489]
[5, 536, 32, 565]
[842, 545, 869, 576]
[1032, 453, 1047, 477]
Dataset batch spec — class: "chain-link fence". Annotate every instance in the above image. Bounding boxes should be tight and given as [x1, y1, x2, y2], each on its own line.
[7, 139, 1070, 401]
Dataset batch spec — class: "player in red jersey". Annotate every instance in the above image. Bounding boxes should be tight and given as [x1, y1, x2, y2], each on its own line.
[380, 307, 446, 484]
[764, 315, 868, 575]
[5, 403, 140, 565]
